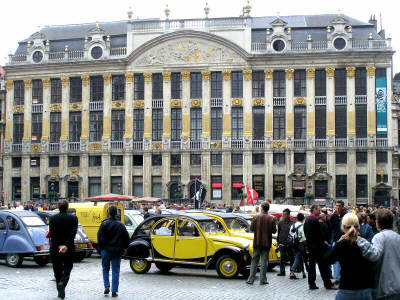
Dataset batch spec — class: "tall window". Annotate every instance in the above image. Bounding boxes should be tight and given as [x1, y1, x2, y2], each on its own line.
[69, 112, 81, 142]
[111, 110, 125, 141]
[315, 69, 326, 96]
[32, 80, 43, 103]
[68, 156, 80, 167]
[171, 73, 181, 99]
[13, 114, 24, 143]
[294, 153, 306, 165]
[134, 74, 144, 100]
[152, 108, 163, 141]
[133, 109, 144, 141]
[89, 156, 101, 167]
[152, 154, 162, 166]
[50, 112, 61, 143]
[231, 175, 243, 200]
[211, 72, 222, 98]
[111, 176, 123, 194]
[273, 71, 285, 97]
[231, 71, 243, 98]
[90, 76, 103, 101]
[211, 175, 222, 200]
[190, 154, 201, 166]
[294, 106, 306, 139]
[315, 152, 327, 165]
[31, 113, 42, 143]
[70, 77, 82, 103]
[171, 154, 181, 166]
[336, 152, 347, 164]
[253, 107, 265, 140]
[356, 152, 368, 164]
[294, 70, 306, 97]
[171, 108, 182, 141]
[111, 155, 123, 166]
[89, 112, 103, 142]
[190, 72, 202, 98]
[89, 177, 101, 197]
[273, 153, 285, 165]
[335, 69, 346, 95]
[211, 107, 222, 140]
[273, 175, 285, 199]
[252, 153, 264, 165]
[356, 104, 367, 138]
[49, 156, 59, 167]
[190, 108, 202, 140]
[273, 106, 285, 140]
[355, 68, 367, 95]
[211, 153, 222, 165]
[335, 105, 347, 138]
[132, 176, 143, 197]
[51, 78, 62, 103]
[152, 176, 162, 198]
[152, 73, 163, 99]
[112, 75, 125, 100]
[315, 106, 326, 139]
[231, 107, 243, 140]
[252, 71, 265, 97]
[232, 154, 243, 165]
[356, 175, 368, 198]
[14, 80, 24, 105]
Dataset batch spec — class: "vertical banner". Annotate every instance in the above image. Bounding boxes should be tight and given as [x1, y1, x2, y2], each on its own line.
[376, 76, 387, 134]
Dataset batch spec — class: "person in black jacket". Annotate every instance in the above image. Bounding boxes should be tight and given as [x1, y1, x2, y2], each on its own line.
[303, 205, 334, 290]
[49, 200, 78, 299]
[98, 205, 130, 297]
[330, 200, 347, 285]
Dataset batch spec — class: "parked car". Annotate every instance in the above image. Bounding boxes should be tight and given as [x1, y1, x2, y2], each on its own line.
[125, 214, 252, 279]
[124, 210, 144, 238]
[36, 211, 93, 262]
[0, 210, 50, 267]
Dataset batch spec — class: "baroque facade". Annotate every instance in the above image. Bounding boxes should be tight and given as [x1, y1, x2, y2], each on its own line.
[3, 13, 397, 206]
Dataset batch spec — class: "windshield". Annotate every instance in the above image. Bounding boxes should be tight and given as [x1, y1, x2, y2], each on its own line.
[132, 215, 144, 225]
[197, 219, 225, 234]
[21, 216, 46, 227]
[223, 218, 249, 231]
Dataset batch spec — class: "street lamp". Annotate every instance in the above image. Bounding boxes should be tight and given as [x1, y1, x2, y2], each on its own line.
[50, 182, 55, 203]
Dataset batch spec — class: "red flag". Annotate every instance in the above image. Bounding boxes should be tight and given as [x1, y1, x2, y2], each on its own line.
[246, 185, 258, 205]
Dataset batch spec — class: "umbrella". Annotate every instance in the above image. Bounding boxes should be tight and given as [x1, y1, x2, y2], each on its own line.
[85, 194, 136, 202]
[132, 197, 162, 205]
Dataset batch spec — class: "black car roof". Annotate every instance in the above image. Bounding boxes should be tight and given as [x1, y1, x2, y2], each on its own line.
[2, 210, 42, 218]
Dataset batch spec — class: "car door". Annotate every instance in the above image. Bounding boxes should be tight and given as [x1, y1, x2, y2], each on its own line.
[150, 218, 176, 260]
[174, 218, 206, 262]
[0, 216, 7, 250]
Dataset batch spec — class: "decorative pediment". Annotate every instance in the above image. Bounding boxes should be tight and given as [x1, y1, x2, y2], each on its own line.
[88, 26, 106, 35]
[133, 37, 245, 66]
[31, 31, 46, 40]
[330, 16, 348, 25]
[270, 18, 288, 27]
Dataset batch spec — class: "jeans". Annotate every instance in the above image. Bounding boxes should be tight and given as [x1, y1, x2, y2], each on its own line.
[279, 245, 294, 274]
[333, 261, 341, 281]
[335, 288, 373, 300]
[101, 250, 122, 293]
[290, 243, 305, 272]
[247, 246, 269, 283]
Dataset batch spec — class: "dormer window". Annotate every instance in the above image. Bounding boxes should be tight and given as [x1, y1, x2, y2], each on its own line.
[32, 51, 43, 63]
[273, 39, 285, 52]
[91, 46, 103, 59]
[333, 37, 346, 50]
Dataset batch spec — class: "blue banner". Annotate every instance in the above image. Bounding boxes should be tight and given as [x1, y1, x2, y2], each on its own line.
[376, 76, 387, 134]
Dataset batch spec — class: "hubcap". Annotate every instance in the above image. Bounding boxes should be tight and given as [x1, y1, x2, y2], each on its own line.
[8, 255, 18, 265]
[135, 260, 145, 268]
[223, 262, 234, 273]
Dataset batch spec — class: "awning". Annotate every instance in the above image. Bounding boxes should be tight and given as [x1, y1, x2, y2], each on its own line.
[232, 182, 243, 188]
[292, 180, 305, 190]
[212, 182, 222, 188]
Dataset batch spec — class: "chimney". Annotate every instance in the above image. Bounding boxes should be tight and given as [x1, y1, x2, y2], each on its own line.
[369, 15, 377, 31]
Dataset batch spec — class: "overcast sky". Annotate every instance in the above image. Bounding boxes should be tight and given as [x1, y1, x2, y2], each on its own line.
[0, 0, 398, 73]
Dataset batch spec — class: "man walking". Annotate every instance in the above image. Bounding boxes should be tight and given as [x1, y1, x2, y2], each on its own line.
[330, 200, 346, 285]
[246, 202, 276, 285]
[304, 205, 334, 290]
[49, 200, 78, 299]
[277, 208, 294, 277]
[98, 205, 130, 297]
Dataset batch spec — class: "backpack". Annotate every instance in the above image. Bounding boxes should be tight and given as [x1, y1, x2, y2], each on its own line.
[287, 223, 302, 248]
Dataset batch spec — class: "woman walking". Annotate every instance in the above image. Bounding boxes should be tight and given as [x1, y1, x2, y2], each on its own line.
[289, 213, 307, 279]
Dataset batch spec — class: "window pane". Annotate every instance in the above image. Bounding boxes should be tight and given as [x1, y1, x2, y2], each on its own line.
[231, 71, 243, 98]
[190, 108, 202, 140]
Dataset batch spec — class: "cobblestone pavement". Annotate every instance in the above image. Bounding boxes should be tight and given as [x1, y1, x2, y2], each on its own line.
[0, 256, 337, 300]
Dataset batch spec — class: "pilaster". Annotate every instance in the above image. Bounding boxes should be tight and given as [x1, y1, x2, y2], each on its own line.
[21, 156, 30, 203]
[124, 73, 134, 150]
[60, 77, 70, 141]
[366, 66, 376, 146]
[201, 151, 211, 202]
[368, 150, 376, 205]
[81, 154, 88, 199]
[243, 151, 252, 188]
[102, 74, 112, 144]
[181, 72, 190, 149]
[162, 153, 170, 199]
[285, 151, 293, 198]
[40, 154, 48, 196]
[59, 155, 68, 198]
[326, 68, 335, 146]
[222, 151, 231, 204]
[80, 76, 90, 140]
[348, 150, 356, 206]
[123, 153, 132, 195]
[4, 81, 14, 149]
[306, 68, 315, 147]
[265, 151, 273, 201]
[243, 69, 252, 149]
[181, 152, 190, 196]
[222, 70, 232, 148]
[202, 71, 211, 148]
[143, 153, 151, 196]
[162, 72, 171, 150]
[285, 69, 294, 146]
[41, 78, 51, 151]
[327, 150, 335, 199]
[101, 154, 111, 194]
[264, 70, 273, 148]
[346, 67, 356, 146]
[143, 73, 152, 140]
[3, 157, 12, 203]
[23, 79, 32, 152]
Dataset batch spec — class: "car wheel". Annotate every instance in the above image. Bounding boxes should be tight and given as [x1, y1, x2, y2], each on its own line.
[34, 255, 50, 266]
[6, 254, 23, 267]
[130, 258, 151, 274]
[216, 255, 239, 279]
[73, 252, 86, 263]
[155, 262, 174, 274]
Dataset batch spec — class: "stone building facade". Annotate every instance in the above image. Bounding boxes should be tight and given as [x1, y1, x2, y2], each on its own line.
[3, 13, 397, 206]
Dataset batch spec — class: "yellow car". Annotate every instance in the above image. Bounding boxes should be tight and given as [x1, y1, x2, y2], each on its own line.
[125, 214, 252, 279]
[185, 211, 280, 270]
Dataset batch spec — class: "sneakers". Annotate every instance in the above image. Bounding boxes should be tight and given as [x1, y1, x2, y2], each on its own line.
[112, 292, 118, 297]
[104, 287, 110, 295]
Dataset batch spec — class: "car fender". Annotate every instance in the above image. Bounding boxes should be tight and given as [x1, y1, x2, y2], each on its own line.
[125, 239, 151, 259]
[206, 246, 243, 269]
[2, 234, 35, 254]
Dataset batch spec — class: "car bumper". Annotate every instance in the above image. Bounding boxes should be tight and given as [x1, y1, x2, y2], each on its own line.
[33, 250, 50, 256]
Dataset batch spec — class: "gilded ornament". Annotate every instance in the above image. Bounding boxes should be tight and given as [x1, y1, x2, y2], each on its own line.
[346, 67, 356, 77]
[191, 99, 201, 107]
[306, 68, 316, 78]
[181, 72, 190, 81]
[50, 168, 59, 176]
[152, 141, 162, 150]
[125, 73, 134, 83]
[81, 75, 90, 85]
[50, 104, 62, 112]
[42, 78, 51, 87]
[243, 70, 252, 80]
[69, 103, 82, 111]
[70, 168, 79, 176]
[285, 69, 294, 79]
[134, 100, 145, 108]
[210, 141, 222, 149]
[253, 98, 265, 106]
[112, 101, 125, 109]
[201, 71, 211, 81]
[89, 142, 102, 150]
[143, 73, 152, 82]
[103, 74, 112, 84]
[366, 66, 376, 77]
[325, 67, 335, 77]
[273, 140, 286, 149]
[13, 105, 24, 113]
[222, 70, 231, 80]
[264, 69, 274, 79]
[31, 144, 41, 152]
[61, 77, 70, 87]
[5, 80, 13, 90]
[171, 99, 182, 107]
[232, 98, 243, 106]
[294, 97, 306, 105]
[162, 72, 171, 81]
[24, 79, 32, 88]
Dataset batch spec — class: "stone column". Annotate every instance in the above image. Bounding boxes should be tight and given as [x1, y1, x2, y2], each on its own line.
[181, 72, 190, 150]
[123, 153, 132, 195]
[81, 154, 88, 198]
[368, 150, 376, 205]
[124, 73, 133, 152]
[366, 66, 376, 146]
[162, 153, 170, 199]
[346, 67, 356, 146]
[22, 79, 32, 152]
[60, 77, 70, 151]
[201, 71, 211, 148]
[143, 153, 151, 196]
[59, 154, 67, 198]
[21, 155, 30, 203]
[326, 68, 335, 147]
[3, 157, 12, 203]
[285, 69, 294, 147]
[162, 72, 171, 194]
[4, 81, 14, 154]
[243, 70, 252, 187]
[40, 155, 48, 196]
[201, 151, 211, 202]
[285, 150, 293, 198]
[102, 74, 112, 150]
[143, 73, 152, 150]
[264, 69, 273, 149]
[41, 78, 51, 151]
[306, 68, 315, 147]
[327, 150, 335, 199]
[265, 150, 273, 201]
[347, 150, 356, 206]
[222, 70, 232, 203]
[80, 76, 90, 142]
[222, 152, 232, 205]
[101, 154, 111, 194]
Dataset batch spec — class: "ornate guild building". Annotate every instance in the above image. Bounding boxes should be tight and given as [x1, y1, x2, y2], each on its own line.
[3, 8, 397, 206]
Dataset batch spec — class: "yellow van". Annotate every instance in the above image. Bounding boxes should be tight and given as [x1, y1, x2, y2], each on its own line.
[68, 201, 125, 246]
